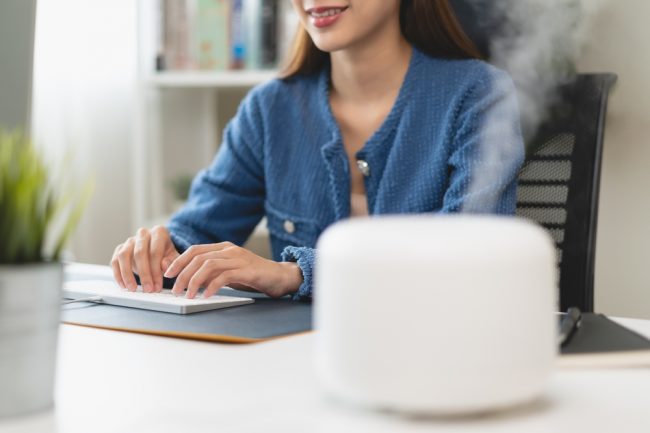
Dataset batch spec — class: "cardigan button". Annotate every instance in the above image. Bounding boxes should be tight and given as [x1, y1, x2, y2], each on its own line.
[283, 220, 296, 234]
[357, 160, 370, 177]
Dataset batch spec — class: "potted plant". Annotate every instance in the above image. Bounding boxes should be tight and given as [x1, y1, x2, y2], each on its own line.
[0, 130, 90, 418]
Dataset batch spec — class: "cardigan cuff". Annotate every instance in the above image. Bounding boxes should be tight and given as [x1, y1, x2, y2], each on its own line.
[281, 246, 315, 301]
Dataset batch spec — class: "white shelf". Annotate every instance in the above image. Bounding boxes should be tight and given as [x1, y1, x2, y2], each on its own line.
[146, 70, 279, 88]
[134, 0, 295, 230]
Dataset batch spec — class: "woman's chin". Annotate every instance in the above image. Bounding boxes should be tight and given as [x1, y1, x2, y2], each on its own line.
[309, 35, 352, 54]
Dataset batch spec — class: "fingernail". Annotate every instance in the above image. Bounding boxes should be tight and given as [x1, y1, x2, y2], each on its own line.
[144, 283, 152, 293]
[163, 269, 173, 278]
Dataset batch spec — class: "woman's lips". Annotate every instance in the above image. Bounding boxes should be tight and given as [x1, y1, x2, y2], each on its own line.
[306, 6, 349, 29]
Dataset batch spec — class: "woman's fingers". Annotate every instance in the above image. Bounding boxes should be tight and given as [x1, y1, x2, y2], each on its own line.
[165, 242, 233, 278]
[186, 259, 236, 299]
[202, 270, 237, 299]
[117, 238, 137, 291]
[110, 226, 181, 293]
[113, 238, 298, 298]
[148, 226, 170, 292]
[164, 244, 209, 278]
[110, 244, 126, 289]
[171, 252, 216, 295]
[133, 228, 154, 293]
[161, 250, 180, 276]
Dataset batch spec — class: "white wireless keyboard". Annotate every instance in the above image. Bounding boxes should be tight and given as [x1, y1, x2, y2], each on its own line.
[63, 280, 254, 314]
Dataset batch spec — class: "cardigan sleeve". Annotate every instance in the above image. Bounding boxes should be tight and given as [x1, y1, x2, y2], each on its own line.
[280, 246, 315, 301]
[442, 68, 525, 215]
[167, 91, 266, 252]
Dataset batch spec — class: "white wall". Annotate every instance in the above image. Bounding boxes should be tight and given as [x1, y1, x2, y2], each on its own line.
[578, 0, 650, 318]
[33, 0, 137, 265]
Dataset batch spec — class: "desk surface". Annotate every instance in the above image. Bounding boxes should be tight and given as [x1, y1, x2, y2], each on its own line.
[1, 264, 650, 433]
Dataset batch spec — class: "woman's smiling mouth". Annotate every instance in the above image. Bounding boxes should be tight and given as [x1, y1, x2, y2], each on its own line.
[306, 6, 349, 28]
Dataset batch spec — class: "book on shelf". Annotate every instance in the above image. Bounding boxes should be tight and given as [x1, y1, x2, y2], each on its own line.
[194, 0, 230, 70]
[230, 0, 245, 69]
[161, 0, 192, 70]
[156, 0, 296, 73]
[260, 0, 279, 68]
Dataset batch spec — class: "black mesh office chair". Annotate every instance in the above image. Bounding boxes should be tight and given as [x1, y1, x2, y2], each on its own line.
[450, 0, 618, 312]
[516, 74, 617, 312]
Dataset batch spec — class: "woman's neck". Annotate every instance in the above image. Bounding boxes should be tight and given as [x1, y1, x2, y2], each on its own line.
[329, 25, 413, 104]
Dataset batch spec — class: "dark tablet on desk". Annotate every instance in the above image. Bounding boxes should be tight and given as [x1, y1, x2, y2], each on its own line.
[560, 313, 650, 355]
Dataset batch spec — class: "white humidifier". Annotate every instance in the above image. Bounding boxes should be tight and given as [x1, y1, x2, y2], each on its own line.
[314, 215, 557, 415]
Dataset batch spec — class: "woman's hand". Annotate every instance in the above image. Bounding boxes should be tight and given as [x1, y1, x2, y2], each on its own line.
[110, 226, 180, 293]
[163, 242, 303, 299]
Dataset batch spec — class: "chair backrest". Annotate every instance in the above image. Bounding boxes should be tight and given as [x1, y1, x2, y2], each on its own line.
[450, 1, 617, 311]
[515, 74, 617, 312]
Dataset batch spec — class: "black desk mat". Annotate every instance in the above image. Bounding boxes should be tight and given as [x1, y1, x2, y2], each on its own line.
[61, 288, 313, 344]
[62, 275, 648, 350]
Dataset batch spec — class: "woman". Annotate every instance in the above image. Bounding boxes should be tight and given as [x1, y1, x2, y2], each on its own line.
[111, 0, 524, 300]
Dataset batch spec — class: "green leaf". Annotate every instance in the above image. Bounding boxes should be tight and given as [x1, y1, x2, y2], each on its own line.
[0, 129, 92, 263]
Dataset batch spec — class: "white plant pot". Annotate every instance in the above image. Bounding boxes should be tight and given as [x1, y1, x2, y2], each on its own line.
[0, 262, 63, 418]
[314, 216, 557, 415]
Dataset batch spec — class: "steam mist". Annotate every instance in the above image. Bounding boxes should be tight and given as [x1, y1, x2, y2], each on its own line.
[460, 0, 609, 213]
[486, 0, 607, 137]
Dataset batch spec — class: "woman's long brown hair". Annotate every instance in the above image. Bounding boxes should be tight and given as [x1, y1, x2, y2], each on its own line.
[280, 0, 483, 79]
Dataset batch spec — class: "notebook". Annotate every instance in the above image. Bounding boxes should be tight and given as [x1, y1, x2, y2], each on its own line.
[63, 280, 254, 314]
[558, 313, 650, 368]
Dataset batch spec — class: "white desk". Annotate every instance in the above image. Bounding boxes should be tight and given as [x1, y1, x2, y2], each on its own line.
[1, 266, 650, 433]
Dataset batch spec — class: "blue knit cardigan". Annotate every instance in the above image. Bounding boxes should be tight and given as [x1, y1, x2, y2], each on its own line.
[167, 47, 525, 300]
